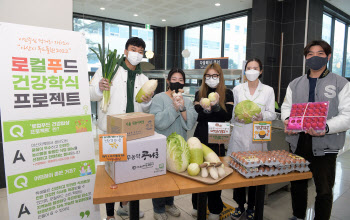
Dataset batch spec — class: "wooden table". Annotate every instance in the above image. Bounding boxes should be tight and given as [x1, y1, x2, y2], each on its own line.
[168, 157, 312, 220]
[93, 157, 312, 220]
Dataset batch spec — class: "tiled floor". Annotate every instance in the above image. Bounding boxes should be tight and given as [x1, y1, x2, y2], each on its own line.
[1, 123, 350, 220]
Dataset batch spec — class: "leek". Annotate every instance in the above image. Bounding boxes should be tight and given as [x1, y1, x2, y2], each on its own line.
[90, 44, 124, 112]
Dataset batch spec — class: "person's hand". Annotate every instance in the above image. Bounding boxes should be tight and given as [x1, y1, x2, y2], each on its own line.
[200, 98, 211, 111]
[284, 119, 298, 135]
[252, 112, 263, 121]
[141, 92, 154, 103]
[173, 94, 184, 112]
[99, 78, 110, 92]
[305, 128, 325, 136]
[210, 92, 220, 106]
[235, 116, 245, 123]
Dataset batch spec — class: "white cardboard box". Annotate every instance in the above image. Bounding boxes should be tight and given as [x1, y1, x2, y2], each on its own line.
[105, 132, 167, 184]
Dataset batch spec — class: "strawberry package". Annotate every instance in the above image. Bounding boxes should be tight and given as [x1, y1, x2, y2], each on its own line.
[287, 101, 329, 132]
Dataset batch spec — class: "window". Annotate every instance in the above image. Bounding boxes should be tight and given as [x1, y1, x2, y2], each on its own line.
[346, 27, 350, 77]
[224, 16, 247, 69]
[182, 14, 247, 70]
[73, 16, 155, 72]
[73, 18, 102, 72]
[202, 22, 222, 58]
[322, 14, 332, 44]
[105, 23, 129, 55]
[131, 27, 154, 52]
[184, 26, 200, 69]
[332, 20, 345, 75]
[321, 12, 350, 77]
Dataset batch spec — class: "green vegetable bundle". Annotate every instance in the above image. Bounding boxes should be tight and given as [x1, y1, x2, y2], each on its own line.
[90, 44, 124, 112]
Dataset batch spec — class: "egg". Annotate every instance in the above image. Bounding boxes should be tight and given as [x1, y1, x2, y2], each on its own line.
[270, 166, 275, 171]
[291, 159, 296, 164]
[265, 167, 270, 172]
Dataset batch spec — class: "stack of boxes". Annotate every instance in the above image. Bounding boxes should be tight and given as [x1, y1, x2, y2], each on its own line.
[104, 112, 167, 184]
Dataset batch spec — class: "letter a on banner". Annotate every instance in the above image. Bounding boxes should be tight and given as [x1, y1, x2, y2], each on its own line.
[0, 22, 100, 219]
[13, 150, 26, 163]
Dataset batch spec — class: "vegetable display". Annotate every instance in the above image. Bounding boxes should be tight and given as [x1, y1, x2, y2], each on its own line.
[234, 100, 261, 124]
[166, 132, 190, 173]
[90, 44, 124, 112]
[135, 80, 158, 103]
[166, 133, 228, 180]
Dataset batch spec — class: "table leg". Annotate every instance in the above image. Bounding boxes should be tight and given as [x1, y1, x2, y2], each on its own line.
[197, 192, 207, 220]
[254, 185, 266, 220]
[129, 200, 139, 220]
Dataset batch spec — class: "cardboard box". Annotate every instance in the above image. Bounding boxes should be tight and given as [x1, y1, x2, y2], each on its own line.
[107, 112, 154, 141]
[105, 132, 167, 184]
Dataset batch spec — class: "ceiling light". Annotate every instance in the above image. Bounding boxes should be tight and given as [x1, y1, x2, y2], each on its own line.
[134, 14, 138, 17]
[100, 7, 105, 10]
[215, 3, 220, 6]
[162, 19, 166, 22]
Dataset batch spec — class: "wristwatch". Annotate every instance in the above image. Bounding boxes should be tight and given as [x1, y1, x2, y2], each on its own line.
[180, 106, 187, 112]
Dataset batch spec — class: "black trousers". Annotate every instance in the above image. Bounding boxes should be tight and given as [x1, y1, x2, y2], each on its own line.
[192, 144, 225, 214]
[106, 203, 115, 217]
[291, 133, 337, 220]
[233, 186, 257, 210]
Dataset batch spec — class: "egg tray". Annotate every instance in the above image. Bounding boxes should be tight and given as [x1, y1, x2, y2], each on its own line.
[229, 161, 310, 179]
[230, 150, 309, 168]
[287, 101, 329, 132]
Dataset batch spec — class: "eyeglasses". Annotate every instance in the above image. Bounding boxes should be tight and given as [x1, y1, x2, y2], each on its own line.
[205, 74, 219, 80]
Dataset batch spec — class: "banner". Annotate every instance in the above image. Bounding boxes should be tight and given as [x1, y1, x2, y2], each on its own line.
[0, 22, 99, 219]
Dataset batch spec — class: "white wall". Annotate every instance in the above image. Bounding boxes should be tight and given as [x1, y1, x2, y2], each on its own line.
[0, 0, 72, 30]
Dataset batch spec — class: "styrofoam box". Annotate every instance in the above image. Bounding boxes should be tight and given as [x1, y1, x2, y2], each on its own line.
[105, 132, 167, 184]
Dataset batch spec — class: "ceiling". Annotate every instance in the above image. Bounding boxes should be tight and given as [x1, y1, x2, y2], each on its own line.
[326, 0, 350, 17]
[73, 0, 252, 27]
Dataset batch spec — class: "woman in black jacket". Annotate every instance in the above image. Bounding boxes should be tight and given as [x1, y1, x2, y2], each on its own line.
[191, 63, 234, 220]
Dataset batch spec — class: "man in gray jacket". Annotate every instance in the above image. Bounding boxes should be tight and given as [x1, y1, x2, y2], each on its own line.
[281, 40, 350, 220]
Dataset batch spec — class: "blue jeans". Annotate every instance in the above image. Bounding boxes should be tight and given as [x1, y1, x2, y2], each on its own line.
[152, 197, 174, 213]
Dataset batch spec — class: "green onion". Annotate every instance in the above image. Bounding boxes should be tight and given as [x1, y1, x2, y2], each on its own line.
[90, 44, 124, 112]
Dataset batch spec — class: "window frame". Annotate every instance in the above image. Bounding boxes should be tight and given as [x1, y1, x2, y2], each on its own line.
[323, 3, 350, 78]
[179, 10, 249, 69]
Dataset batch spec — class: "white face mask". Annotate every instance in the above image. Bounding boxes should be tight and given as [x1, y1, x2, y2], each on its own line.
[205, 78, 220, 88]
[127, 51, 143, 66]
[245, 69, 260, 81]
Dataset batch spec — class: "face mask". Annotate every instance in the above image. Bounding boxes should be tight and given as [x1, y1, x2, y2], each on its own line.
[245, 69, 260, 81]
[127, 51, 143, 66]
[205, 78, 220, 88]
[169, 82, 184, 93]
[306, 56, 328, 70]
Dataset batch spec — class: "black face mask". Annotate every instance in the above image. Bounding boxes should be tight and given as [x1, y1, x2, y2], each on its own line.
[306, 56, 328, 70]
[169, 82, 184, 93]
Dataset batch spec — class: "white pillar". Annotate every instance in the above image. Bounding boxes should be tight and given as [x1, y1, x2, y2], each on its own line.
[0, 0, 72, 30]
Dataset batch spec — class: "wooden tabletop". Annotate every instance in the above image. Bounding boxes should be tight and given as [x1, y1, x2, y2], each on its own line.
[93, 157, 312, 203]
[93, 165, 180, 204]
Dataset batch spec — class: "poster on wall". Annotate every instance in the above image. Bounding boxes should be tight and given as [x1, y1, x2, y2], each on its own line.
[0, 22, 99, 219]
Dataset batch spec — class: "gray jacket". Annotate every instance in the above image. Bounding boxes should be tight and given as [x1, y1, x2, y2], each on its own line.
[281, 71, 350, 156]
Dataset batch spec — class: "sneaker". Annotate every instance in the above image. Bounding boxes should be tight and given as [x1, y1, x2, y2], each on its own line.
[289, 216, 304, 220]
[117, 204, 145, 218]
[154, 212, 168, 220]
[105, 218, 115, 220]
[246, 209, 254, 220]
[208, 213, 220, 220]
[231, 207, 245, 220]
[165, 205, 181, 217]
[190, 209, 197, 217]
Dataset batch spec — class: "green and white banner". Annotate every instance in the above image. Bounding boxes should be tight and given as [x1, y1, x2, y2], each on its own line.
[0, 22, 99, 219]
